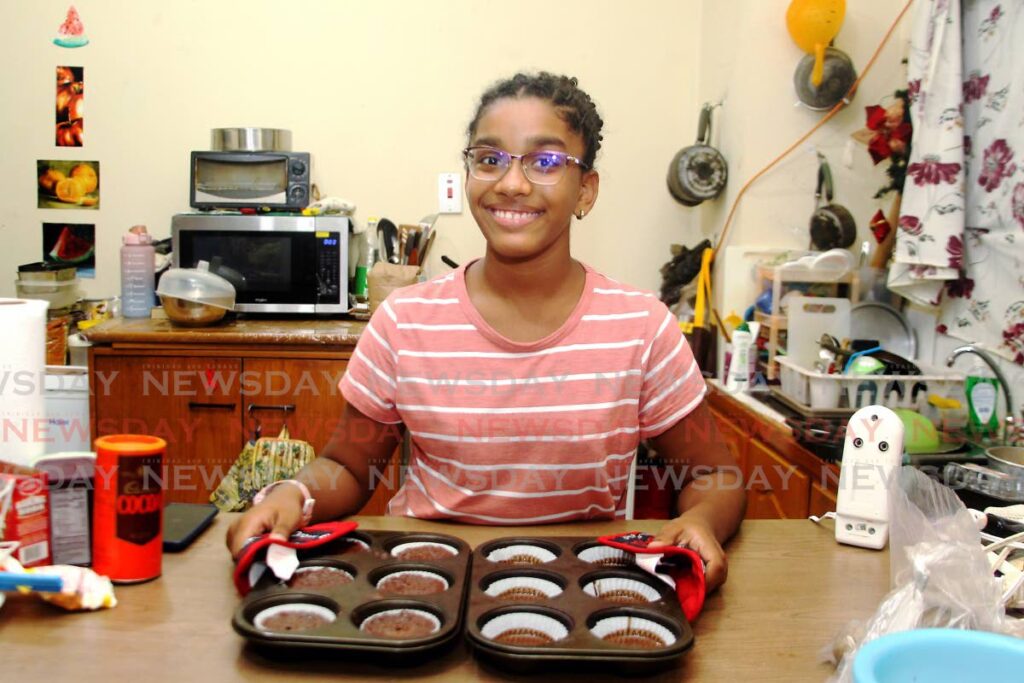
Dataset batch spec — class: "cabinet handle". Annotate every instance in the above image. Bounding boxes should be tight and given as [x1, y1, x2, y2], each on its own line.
[247, 403, 296, 415]
[188, 401, 236, 410]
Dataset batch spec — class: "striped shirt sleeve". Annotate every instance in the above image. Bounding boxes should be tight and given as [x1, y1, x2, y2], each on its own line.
[637, 306, 707, 438]
[339, 297, 403, 424]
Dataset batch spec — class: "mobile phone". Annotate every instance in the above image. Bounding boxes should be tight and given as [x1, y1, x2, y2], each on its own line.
[163, 503, 218, 552]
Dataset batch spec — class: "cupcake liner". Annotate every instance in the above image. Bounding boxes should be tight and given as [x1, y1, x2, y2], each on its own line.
[337, 537, 371, 554]
[485, 544, 558, 565]
[360, 608, 441, 635]
[376, 570, 450, 593]
[253, 602, 337, 632]
[287, 566, 354, 588]
[589, 615, 676, 647]
[390, 541, 458, 560]
[484, 576, 563, 601]
[480, 611, 569, 645]
[576, 545, 635, 567]
[582, 577, 661, 603]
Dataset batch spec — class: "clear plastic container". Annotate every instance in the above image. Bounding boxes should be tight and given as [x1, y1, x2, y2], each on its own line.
[15, 278, 79, 309]
[156, 260, 235, 326]
[120, 227, 155, 318]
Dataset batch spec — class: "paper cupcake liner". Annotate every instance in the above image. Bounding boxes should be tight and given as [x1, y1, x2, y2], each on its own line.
[359, 608, 441, 635]
[582, 577, 661, 603]
[485, 544, 558, 565]
[485, 576, 564, 601]
[376, 570, 450, 593]
[253, 602, 337, 631]
[338, 537, 371, 553]
[288, 566, 354, 587]
[589, 615, 676, 647]
[390, 541, 458, 560]
[480, 611, 570, 645]
[576, 545, 635, 567]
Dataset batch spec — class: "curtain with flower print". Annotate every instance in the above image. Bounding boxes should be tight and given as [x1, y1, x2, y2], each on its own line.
[891, 0, 1024, 365]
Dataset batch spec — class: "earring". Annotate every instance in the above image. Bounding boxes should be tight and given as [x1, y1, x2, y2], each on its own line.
[576, 210, 585, 220]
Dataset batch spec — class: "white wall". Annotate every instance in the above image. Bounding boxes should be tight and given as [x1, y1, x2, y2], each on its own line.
[0, 0, 702, 298]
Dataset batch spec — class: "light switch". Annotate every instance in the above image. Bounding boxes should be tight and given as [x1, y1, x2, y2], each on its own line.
[438, 173, 462, 214]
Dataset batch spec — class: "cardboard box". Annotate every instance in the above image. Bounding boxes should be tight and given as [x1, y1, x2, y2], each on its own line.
[0, 460, 52, 567]
[32, 452, 93, 566]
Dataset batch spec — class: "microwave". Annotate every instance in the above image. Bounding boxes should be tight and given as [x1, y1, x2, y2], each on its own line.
[190, 151, 310, 211]
[171, 213, 348, 314]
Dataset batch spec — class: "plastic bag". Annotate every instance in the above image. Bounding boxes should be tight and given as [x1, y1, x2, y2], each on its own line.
[824, 466, 1024, 682]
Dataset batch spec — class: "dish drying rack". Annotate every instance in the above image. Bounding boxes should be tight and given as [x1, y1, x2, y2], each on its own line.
[981, 508, 1024, 611]
[774, 355, 964, 417]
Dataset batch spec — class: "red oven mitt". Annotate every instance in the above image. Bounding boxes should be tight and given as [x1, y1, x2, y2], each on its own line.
[598, 531, 706, 622]
[233, 521, 358, 595]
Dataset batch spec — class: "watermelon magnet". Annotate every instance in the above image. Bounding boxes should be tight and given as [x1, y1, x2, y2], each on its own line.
[54, 6, 89, 48]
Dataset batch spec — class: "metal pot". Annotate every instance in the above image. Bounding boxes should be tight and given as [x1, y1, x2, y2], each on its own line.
[987, 446, 1024, 477]
[794, 47, 857, 111]
[809, 156, 856, 250]
[210, 127, 292, 152]
[667, 104, 728, 206]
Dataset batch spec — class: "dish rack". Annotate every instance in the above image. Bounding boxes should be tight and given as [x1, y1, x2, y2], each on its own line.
[774, 355, 964, 417]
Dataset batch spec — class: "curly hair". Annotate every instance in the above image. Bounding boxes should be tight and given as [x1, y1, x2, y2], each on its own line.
[466, 72, 604, 169]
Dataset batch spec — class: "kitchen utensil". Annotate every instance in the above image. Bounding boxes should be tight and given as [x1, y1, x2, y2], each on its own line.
[156, 260, 235, 327]
[667, 103, 728, 205]
[210, 127, 291, 152]
[378, 219, 399, 264]
[786, 295, 851, 369]
[987, 447, 1024, 478]
[850, 302, 916, 359]
[793, 47, 857, 110]
[810, 156, 856, 250]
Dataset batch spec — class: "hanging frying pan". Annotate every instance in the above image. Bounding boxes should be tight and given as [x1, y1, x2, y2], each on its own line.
[667, 104, 728, 205]
[794, 46, 857, 110]
[809, 156, 856, 250]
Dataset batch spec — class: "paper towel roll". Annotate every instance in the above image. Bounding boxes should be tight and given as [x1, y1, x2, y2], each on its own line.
[0, 299, 48, 466]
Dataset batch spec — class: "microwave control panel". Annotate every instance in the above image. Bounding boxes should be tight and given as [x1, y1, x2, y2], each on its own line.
[316, 233, 342, 304]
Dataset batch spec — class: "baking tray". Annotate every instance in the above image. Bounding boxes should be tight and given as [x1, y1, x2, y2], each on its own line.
[232, 530, 471, 664]
[464, 536, 695, 675]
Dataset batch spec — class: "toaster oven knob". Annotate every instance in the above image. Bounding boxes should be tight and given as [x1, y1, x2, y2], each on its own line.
[289, 185, 307, 202]
[290, 160, 307, 177]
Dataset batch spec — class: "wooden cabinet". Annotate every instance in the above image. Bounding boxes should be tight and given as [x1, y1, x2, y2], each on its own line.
[87, 319, 398, 513]
[707, 386, 838, 521]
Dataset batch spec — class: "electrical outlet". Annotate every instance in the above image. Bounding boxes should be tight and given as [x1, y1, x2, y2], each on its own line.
[438, 173, 462, 214]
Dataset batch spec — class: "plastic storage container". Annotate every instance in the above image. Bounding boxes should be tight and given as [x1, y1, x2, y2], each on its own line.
[15, 278, 79, 309]
[120, 226, 155, 318]
[156, 260, 235, 326]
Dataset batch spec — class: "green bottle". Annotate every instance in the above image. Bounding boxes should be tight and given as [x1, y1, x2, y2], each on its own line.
[964, 359, 1000, 438]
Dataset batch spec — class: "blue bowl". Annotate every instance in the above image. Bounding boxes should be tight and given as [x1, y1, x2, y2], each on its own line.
[853, 628, 1024, 683]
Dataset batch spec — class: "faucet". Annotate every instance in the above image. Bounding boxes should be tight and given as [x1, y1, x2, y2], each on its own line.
[946, 345, 1015, 445]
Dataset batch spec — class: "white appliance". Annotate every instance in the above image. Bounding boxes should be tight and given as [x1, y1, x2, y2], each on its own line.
[43, 366, 91, 454]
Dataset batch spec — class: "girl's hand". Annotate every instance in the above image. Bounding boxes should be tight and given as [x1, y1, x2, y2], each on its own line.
[648, 516, 729, 592]
[225, 486, 305, 559]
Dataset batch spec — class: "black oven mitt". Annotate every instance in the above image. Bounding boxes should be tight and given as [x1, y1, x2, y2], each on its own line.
[598, 531, 707, 621]
[233, 521, 359, 595]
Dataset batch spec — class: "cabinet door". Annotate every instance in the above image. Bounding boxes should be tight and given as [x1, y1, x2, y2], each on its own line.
[745, 439, 810, 519]
[809, 481, 837, 519]
[711, 408, 748, 476]
[241, 358, 399, 514]
[93, 356, 242, 504]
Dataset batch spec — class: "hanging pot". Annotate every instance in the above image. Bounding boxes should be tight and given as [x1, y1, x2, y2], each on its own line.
[809, 156, 856, 250]
[667, 104, 728, 205]
[794, 46, 857, 111]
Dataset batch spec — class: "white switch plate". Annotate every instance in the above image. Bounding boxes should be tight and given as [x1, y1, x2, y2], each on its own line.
[438, 172, 462, 214]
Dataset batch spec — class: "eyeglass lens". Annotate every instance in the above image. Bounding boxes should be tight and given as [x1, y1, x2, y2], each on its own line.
[465, 148, 573, 185]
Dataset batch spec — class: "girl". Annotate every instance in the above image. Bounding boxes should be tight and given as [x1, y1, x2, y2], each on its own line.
[227, 72, 744, 590]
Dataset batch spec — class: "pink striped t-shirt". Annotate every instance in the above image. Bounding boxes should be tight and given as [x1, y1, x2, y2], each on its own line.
[339, 261, 706, 524]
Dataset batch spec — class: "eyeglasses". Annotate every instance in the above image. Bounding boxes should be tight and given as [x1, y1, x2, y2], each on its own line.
[462, 146, 589, 185]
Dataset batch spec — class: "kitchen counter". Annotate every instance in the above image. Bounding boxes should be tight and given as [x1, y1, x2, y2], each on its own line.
[1, 516, 889, 682]
[82, 316, 367, 347]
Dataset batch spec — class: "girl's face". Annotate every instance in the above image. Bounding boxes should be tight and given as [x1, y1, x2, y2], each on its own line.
[466, 96, 598, 262]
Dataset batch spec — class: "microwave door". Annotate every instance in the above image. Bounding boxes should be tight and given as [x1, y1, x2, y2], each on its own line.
[178, 230, 318, 313]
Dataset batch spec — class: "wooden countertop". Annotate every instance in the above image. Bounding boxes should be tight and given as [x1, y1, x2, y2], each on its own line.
[83, 316, 366, 347]
[1, 516, 888, 682]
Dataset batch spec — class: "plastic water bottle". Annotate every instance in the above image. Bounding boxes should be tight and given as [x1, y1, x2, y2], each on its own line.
[121, 225, 155, 318]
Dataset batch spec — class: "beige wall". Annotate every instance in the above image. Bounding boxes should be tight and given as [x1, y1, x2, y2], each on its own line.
[0, 0, 706, 299]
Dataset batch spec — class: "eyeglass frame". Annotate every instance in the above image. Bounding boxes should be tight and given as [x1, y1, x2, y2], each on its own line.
[461, 145, 590, 186]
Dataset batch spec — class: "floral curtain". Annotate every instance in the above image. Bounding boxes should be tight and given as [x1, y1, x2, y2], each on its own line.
[890, 0, 1024, 365]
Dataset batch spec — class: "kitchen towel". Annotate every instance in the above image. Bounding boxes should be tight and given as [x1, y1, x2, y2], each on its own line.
[0, 299, 48, 466]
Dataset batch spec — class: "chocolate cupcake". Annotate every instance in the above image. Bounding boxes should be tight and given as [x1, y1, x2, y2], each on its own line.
[484, 576, 563, 602]
[377, 570, 448, 596]
[590, 615, 675, 650]
[287, 566, 354, 590]
[360, 609, 440, 639]
[576, 545, 634, 567]
[391, 542, 458, 562]
[485, 544, 557, 566]
[480, 612, 569, 647]
[254, 603, 336, 633]
[582, 577, 660, 605]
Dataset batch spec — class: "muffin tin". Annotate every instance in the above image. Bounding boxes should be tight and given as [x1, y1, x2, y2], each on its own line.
[464, 536, 695, 674]
[232, 530, 471, 663]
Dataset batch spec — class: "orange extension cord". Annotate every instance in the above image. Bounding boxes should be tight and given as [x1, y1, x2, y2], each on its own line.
[710, 0, 918, 271]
